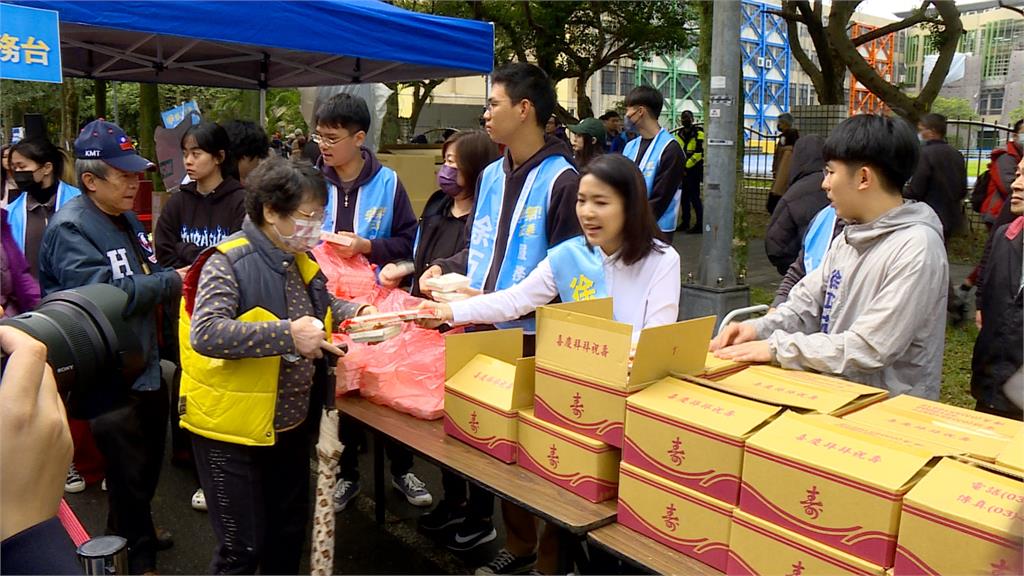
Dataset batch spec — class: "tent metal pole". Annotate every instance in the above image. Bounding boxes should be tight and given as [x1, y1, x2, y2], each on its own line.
[259, 53, 269, 127]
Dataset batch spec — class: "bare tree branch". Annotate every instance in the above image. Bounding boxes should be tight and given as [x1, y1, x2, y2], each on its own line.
[852, 5, 938, 46]
[998, 0, 1024, 17]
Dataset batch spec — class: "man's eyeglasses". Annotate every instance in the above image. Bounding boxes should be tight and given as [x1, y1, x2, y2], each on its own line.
[311, 132, 354, 148]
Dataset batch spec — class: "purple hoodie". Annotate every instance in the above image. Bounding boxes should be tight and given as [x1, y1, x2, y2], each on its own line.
[1, 208, 41, 316]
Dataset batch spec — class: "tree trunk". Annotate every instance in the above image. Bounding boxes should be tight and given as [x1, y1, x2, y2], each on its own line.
[60, 77, 78, 149]
[139, 83, 163, 191]
[574, 76, 593, 121]
[94, 79, 107, 119]
[699, 1, 713, 118]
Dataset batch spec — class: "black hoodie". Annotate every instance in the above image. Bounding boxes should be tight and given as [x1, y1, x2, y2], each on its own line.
[765, 135, 828, 274]
[316, 147, 417, 267]
[155, 177, 246, 268]
[436, 136, 581, 292]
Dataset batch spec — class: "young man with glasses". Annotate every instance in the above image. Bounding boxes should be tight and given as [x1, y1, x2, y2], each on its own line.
[311, 93, 430, 514]
[419, 61, 581, 574]
[37, 119, 184, 575]
[622, 86, 686, 242]
[711, 114, 948, 401]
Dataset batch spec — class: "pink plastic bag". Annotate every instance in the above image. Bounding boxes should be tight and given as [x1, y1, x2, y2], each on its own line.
[337, 325, 447, 420]
[312, 244, 378, 302]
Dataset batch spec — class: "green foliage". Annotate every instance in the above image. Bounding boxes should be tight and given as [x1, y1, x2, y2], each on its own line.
[930, 96, 978, 120]
[1008, 101, 1024, 124]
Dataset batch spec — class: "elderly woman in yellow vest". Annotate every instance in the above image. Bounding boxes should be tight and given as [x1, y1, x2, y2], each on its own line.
[178, 156, 372, 574]
[421, 153, 680, 340]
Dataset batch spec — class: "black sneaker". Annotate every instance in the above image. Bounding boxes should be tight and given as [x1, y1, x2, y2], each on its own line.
[418, 500, 467, 533]
[446, 518, 497, 551]
[474, 548, 535, 574]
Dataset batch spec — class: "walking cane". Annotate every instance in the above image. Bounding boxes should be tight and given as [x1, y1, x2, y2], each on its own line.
[311, 345, 345, 576]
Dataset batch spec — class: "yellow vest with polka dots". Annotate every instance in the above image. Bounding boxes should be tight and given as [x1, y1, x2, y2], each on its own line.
[177, 234, 332, 446]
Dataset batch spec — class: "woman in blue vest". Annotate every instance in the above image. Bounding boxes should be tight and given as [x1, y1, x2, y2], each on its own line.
[423, 153, 680, 338]
[6, 138, 81, 279]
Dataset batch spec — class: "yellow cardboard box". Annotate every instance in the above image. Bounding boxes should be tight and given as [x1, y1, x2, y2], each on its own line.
[727, 511, 886, 576]
[740, 412, 943, 567]
[893, 458, 1023, 576]
[516, 408, 620, 503]
[534, 298, 715, 447]
[617, 462, 733, 572]
[701, 353, 747, 379]
[623, 378, 781, 504]
[683, 365, 888, 416]
[997, 429, 1024, 473]
[843, 394, 1022, 462]
[443, 330, 533, 464]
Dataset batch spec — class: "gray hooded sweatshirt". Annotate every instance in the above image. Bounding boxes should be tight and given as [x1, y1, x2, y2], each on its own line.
[747, 200, 948, 399]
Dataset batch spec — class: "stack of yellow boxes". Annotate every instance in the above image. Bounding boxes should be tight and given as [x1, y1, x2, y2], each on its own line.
[518, 300, 717, 503]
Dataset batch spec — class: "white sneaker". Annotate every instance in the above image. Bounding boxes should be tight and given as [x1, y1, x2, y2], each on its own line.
[65, 464, 86, 493]
[392, 472, 433, 507]
[191, 488, 207, 511]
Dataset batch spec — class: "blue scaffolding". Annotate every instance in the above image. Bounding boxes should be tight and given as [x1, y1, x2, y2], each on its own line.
[740, 0, 791, 136]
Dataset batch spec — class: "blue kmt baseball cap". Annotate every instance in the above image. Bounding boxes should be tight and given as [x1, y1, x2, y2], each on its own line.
[74, 119, 154, 172]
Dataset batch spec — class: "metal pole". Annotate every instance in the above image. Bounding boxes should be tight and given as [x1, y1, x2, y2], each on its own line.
[679, 0, 749, 322]
[700, 0, 740, 286]
[259, 88, 267, 128]
[112, 81, 119, 125]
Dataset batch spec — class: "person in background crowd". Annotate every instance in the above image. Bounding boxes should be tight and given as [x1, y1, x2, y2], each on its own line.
[38, 119, 182, 575]
[379, 130, 504, 551]
[765, 135, 829, 275]
[311, 91, 427, 513]
[768, 113, 799, 215]
[2, 145, 18, 208]
[1, 207, 40, 317]
[674, 110, 705, 234]
[222, 119, 270, 186]
[566, 117, 606, 169]
[545, 115, 570, 148]
[970, 153, 1024, 420]
[290, 133, 310, 163]
[904, 113, 968, 325]
[154, 120, 247, 513]
[953, 118, 1023, 320]
[0, 326, 82, 576]
[600, 110, 627, 154]
[770, 204, 845, 309]
[622, 86, 686, 242]
[6, 138, 81, 279]
[180, 157, 370, 574]
[270, 130, 290, 158]
[711, 114, 948, 401]
[418, 62, 582, 575]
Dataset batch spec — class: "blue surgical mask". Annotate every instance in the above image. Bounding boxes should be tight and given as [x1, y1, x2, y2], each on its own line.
[624, 110, 640, 133]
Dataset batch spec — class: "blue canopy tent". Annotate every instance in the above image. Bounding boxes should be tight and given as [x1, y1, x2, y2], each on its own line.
[7, 0, 494, 119]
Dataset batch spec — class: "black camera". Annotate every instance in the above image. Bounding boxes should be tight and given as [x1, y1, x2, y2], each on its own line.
[0, 284, 145, 418]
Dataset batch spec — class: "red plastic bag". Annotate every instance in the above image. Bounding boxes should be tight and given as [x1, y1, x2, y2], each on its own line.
[312, 244, 378, 302]
[337, 324, 447, 420]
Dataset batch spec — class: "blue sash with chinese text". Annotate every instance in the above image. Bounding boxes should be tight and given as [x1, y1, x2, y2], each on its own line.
[802, 206, 838, 273]
[548, 236, 608, 303]
[322, 167, 397, 240]
[7, 180, 81, 252]
[623, 127, 680, 233]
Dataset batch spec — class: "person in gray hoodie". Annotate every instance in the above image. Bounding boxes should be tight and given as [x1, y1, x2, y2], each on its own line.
[711, 114, 948, 400]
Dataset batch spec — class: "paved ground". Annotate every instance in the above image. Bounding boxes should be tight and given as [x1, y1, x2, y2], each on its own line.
[63, 232, 975, 575]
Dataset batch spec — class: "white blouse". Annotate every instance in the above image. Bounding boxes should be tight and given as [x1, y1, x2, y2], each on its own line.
[449, 240, 680, 337]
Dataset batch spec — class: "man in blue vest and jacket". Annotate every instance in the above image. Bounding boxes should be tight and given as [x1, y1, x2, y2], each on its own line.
[37, 119, 183, 575]
[623, 86, 686, 242]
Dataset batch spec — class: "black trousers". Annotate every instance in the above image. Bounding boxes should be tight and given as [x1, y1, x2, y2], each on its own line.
[90, 386, 168, 574]
[339, 415, 413, 481]
[680, 171, 704, 230]
[192, 423, 312, 575]
[441, 470, 495, 521]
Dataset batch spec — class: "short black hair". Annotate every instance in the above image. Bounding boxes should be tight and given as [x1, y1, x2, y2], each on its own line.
[181, 121, 235, 179]
[244, 156, 328, 225]
[920, 113, 947, 137]
[491, 62, 556, 129]
[599, 110, 621, 120]
[314, 92, 371, 134]
[580, 154, 663, 266]
[823, 114, 919, 193]
[625, 86, 664, 118]
[1012, 118, 1023, 133]
[223, 119, 269, 161]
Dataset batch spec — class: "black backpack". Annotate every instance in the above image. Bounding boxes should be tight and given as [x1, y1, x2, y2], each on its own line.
[970, 168, 991, 214]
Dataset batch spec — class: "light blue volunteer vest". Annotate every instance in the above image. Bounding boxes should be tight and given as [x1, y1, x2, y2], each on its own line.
[547, 236, 608, 303]
[623, 128, 681, 233]
[802, 206, 838, 273]
[321, 167, 398, 240]
[6, 181, 82, 252]
[468, 155, 575, 332]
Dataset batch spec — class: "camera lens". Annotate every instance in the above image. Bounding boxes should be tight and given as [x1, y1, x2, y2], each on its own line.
[0, 284, 145, 418]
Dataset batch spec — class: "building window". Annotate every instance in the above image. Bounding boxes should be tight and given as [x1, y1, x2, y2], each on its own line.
[619, 66, 635, 96]
[601, 65, 617, 95]
[978, 88, 1004, 115]
[959, 29, 977, 53]
[677, 74, 700, 101]
[983, 19, 1024, 78]
[906, 35, 920, 64]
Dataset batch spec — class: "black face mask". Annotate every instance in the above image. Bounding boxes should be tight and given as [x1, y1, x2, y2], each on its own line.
[13, 170, 54, 203]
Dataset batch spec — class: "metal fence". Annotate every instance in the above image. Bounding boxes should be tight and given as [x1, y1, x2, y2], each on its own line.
[734, 119, 1019, 232]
